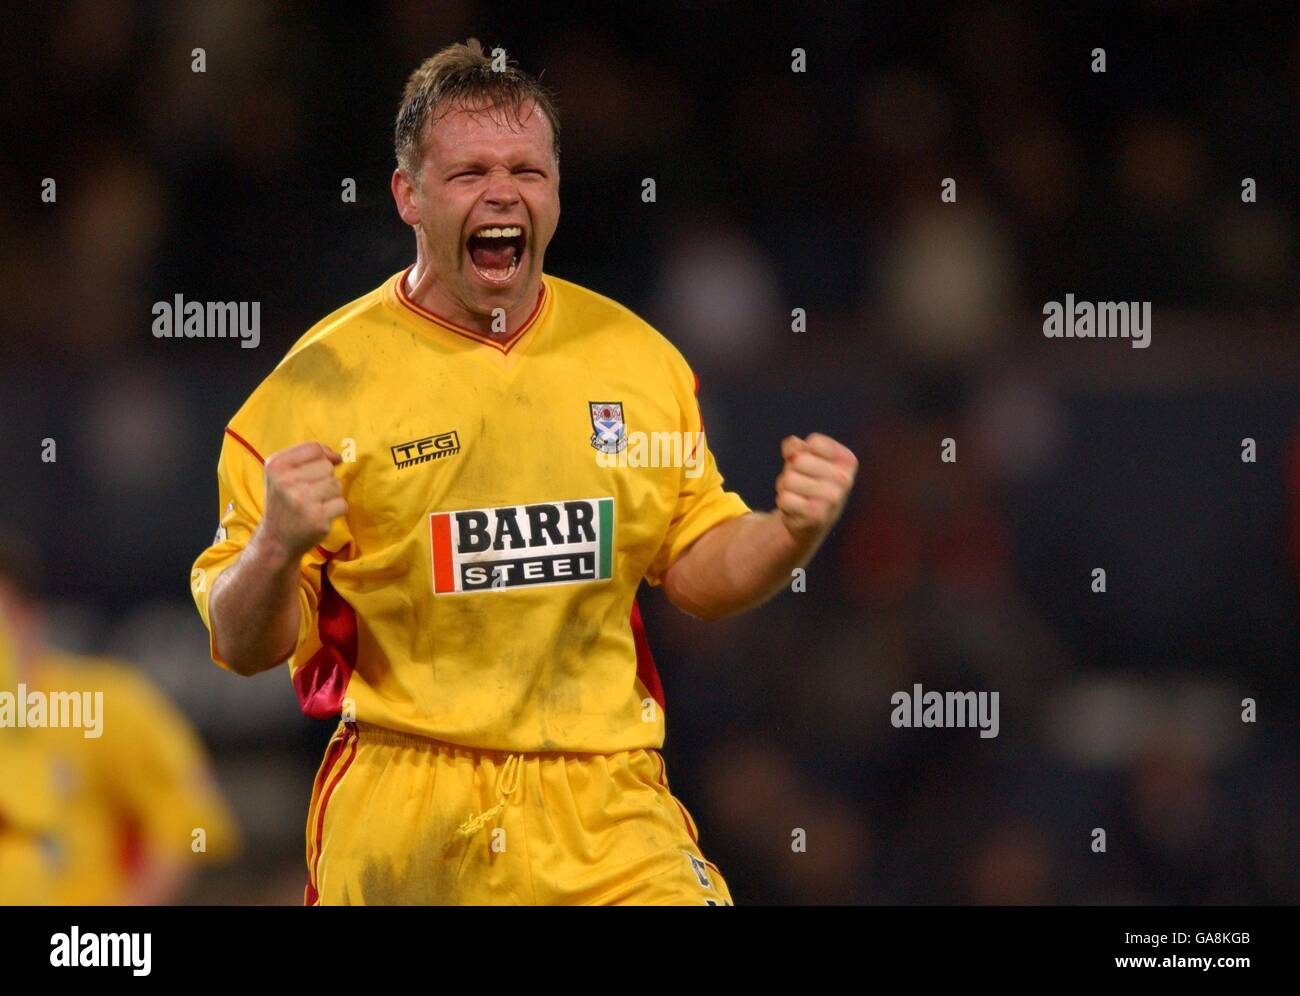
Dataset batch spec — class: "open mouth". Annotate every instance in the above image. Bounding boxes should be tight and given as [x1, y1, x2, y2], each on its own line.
[466, 224, 526, 285]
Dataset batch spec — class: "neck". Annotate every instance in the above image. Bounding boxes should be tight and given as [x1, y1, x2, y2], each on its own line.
[404, 260, 540, 339]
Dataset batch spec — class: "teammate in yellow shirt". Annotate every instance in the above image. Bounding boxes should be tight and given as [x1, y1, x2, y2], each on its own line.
[0, 541, 240, 904]
[29, 653, 242, 904]
[192, 40, 857, 905]
[0, 613, 60, 904]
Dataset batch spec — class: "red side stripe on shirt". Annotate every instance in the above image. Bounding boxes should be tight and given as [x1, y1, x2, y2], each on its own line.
[292, 570, 356, 719]
[630, 599, 665, 713]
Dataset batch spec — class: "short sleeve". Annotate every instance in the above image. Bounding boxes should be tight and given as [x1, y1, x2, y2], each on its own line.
[189, 428, 328, 671]
[643, 369, 751, 587]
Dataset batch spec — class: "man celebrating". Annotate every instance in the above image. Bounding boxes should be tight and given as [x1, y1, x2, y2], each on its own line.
[191, 39, 856, 905]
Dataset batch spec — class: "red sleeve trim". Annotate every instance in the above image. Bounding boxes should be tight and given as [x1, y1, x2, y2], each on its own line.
[223, 427, 335, 561]
[224, 426, 265, 464]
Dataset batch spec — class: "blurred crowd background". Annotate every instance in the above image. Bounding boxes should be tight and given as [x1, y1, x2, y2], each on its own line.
[2, 0, 1297, 904]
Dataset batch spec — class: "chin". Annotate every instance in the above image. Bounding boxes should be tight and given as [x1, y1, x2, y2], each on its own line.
[464, 270, 533, 314]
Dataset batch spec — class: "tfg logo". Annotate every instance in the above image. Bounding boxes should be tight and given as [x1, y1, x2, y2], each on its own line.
[391, 430, 461, 469]
[430, 498, 614, 593]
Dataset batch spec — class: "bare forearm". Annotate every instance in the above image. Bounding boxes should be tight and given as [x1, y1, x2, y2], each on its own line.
[661, 511, 822, 620]
[209, 530, 302, 676]
[208, 441, 346, 676]
[661, 433, 858, 621]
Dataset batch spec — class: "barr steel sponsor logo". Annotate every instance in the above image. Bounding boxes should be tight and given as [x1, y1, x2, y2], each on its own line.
[430, 498, 614, 593]
[392, 430, 461, 469]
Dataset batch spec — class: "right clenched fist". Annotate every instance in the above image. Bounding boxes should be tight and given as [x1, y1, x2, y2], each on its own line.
[260, 441, 347, 561]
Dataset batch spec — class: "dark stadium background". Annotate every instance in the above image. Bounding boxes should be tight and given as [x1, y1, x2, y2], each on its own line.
[2, 1, 1297, 904]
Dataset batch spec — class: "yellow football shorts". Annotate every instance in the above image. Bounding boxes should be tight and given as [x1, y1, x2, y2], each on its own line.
[304, 721, 734, 906]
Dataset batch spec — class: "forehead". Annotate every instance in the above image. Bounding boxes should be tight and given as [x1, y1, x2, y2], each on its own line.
[422, 100, 553, 164]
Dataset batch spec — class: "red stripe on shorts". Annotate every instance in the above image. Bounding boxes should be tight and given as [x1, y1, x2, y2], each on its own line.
[653, 749, 699, 845]
[306, 726, 358, 905]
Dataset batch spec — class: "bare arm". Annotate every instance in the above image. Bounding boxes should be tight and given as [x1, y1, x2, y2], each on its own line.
[208, 442, 345, 676]
[208, 530, 304, 676]
[661, 433, 857, 621]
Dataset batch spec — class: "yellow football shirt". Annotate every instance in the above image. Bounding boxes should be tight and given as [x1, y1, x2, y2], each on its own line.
[30, 653, 242, 904]
[0, 619, 59, 903]
[192, 270, 750, 753]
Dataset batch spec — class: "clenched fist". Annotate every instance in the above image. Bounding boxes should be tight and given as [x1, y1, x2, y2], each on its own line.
[775, 433, 858, 543]
[260, 442, 347, 561]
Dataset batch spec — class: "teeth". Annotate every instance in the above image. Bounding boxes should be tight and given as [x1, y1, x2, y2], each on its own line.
[476, 256, 520, 281]
[474, 226, 522, 239]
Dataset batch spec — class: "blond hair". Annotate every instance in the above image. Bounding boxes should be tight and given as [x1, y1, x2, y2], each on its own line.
[394, 39, 560, 176]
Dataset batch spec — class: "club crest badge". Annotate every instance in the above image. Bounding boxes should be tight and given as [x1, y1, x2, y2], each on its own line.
[589, 401, 627, 454]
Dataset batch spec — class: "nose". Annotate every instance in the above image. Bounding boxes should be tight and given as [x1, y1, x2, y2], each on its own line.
[483, 169, 520, 209]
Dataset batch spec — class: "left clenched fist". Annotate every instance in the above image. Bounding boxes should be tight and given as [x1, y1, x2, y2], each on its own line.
[775, 433, 858, 542]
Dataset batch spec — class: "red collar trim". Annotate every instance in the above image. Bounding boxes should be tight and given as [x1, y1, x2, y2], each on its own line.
[394, 265, 547, 354]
